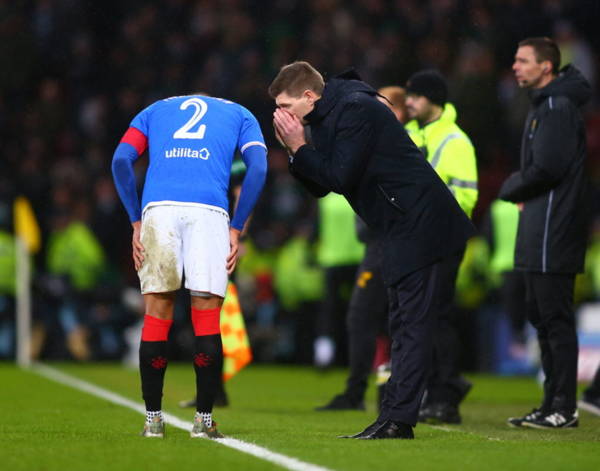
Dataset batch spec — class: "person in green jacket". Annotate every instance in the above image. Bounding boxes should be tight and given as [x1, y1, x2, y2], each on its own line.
[314, 193, 364, 368]
[405, 70, 478, 424]
[486, 199, 527, 344]
[45, 207, 107, 361]
[0, 198, 16, 358]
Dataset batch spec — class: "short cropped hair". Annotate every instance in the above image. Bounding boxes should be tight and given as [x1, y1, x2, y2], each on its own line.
[268, 61, 325, 98]
[518, 37, 561, 74]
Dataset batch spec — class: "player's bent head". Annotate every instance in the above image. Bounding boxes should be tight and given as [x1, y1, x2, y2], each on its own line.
[518, 37, 561, 75]
[268, 61, 324, 99]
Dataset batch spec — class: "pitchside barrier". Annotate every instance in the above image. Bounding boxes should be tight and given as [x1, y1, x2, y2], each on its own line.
[15, 236, 31, 368]
[577, 303, 600, 381]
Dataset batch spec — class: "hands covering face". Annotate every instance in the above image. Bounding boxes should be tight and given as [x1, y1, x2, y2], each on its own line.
[273, 108, 306, 155]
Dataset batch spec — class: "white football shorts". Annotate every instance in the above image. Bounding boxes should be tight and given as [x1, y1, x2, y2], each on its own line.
[138, 203, 230, 297]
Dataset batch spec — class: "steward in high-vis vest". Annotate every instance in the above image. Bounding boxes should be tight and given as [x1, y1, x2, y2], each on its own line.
[485, 199, 527, 343]
[405, 76, 478, 218]
[404, 69, 478, 425]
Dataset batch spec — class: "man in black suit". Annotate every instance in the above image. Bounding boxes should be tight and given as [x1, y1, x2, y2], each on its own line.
[270, 61, 474, 439]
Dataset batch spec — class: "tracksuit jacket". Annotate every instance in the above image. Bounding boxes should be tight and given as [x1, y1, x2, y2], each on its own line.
[499, 65, 592, 274]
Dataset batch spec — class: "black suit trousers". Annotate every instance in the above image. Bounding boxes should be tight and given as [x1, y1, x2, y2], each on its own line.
[425, 250, 465, 406]
[378, 251, 464, 426]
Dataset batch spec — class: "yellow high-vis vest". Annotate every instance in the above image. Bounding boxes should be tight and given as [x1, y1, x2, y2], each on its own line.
[405, 103, 478, 218]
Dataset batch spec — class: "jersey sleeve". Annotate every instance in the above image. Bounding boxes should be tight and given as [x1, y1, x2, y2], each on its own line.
[111, 105, 154, 223]
[231, 145, 267, 231]
[129, 106, 151, 137]
[237, 107, 267, 154]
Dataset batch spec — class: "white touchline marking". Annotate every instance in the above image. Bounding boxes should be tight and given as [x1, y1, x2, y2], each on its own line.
[427, 425, 455, 433]
[426, 424, 501, 442]
[33, 363, 334, 471]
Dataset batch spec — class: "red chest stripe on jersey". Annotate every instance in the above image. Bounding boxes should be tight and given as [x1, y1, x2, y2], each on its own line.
[120, 127, 148, 155]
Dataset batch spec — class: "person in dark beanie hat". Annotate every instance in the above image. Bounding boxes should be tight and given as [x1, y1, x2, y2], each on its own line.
[405, 69, 478, 425]
[406, 70, 448, 107]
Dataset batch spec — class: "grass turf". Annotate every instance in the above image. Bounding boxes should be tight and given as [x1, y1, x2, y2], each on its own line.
[1, 362, 599, 471]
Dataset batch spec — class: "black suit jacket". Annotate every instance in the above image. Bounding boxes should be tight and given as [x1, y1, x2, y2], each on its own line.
[290, 71, 474, 286]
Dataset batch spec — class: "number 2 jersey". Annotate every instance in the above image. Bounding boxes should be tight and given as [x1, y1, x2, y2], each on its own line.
[111, 95, 268, 230]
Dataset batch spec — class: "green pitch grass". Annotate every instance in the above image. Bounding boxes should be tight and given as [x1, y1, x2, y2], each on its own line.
[1, 363, 599, 471]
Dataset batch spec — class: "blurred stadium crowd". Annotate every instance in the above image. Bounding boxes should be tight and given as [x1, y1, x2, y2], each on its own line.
[1, 0, 600, 369]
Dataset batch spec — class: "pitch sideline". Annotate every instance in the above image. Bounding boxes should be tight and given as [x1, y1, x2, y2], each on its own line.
[33, 363, 334, 471]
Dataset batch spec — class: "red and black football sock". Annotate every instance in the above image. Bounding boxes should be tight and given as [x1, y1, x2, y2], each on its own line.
[191, 307, 223, 414]
[139, 315, 173, 412]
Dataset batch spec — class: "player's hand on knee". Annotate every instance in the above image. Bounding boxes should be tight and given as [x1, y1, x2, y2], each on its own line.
[131, 221, 145, 271]
[227, 228, 241, 275]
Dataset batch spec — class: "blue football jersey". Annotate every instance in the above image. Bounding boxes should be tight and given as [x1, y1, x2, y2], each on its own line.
[130, 95, 266, 213]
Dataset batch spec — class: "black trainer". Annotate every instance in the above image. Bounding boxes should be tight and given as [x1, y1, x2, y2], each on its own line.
[523, 410, 579, 429]
[357, 420, 414, 440]
[578, 393, 600, 417]
[418, 402, 462, 424]
[316, 394, 365, 411]
[507, 408, 544, 428]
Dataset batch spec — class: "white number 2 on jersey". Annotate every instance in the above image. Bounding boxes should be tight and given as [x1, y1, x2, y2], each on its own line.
[173, 97, 208, 139]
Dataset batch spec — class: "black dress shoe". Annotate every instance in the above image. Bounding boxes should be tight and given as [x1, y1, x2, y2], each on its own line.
[338, 420, 382, 438]
[358, 420, 414, 440]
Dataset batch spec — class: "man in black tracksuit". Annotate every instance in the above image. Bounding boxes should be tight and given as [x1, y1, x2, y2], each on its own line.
[270, 62, 474, 439]
[500, 37, 591, 429]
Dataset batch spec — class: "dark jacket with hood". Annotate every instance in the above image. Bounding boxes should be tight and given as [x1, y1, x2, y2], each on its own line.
[290, 71, 474, 286]
[499, 65, 592, 274]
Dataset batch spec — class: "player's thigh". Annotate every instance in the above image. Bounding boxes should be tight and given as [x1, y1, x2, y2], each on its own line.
[182, 207, 230, 298]
[138, 206, 184, 294]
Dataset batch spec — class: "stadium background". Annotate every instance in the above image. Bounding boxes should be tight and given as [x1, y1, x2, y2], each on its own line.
[1, 0, 600, 374]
